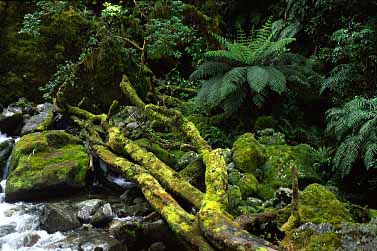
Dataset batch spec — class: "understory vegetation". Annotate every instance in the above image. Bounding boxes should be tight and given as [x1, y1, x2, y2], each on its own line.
[1, 0, 377, 250]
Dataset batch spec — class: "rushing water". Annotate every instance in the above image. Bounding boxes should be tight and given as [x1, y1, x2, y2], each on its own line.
[0, 133, 70, 251]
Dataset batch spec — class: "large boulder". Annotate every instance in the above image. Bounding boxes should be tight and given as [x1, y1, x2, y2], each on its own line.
[5, 130, 90, 201]
[0, 112, 23, 136]
[232, 133, 267, 173]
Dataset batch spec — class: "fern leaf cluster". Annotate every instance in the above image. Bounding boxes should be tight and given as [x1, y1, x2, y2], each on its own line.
[190, 18, 318, 113]
[326, 96, 377, 176]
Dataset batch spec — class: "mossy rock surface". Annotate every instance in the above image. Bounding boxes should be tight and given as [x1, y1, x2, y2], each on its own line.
[256, 143, 320, 200]
[277, 184, 353, 232]
[232, 133, 266, 173]
[5, 130, 90, 202]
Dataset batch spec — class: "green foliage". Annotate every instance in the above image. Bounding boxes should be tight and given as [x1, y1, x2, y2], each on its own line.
[326, 96, 377, 176]
[203, 126, 231, 148]
[319, 23, 377, 100]
[190, 18, 318, 113]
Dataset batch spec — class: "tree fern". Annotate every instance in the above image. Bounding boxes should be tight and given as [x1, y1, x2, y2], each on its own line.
[190, 18, 319, 113]
[326, 96, 377, 176]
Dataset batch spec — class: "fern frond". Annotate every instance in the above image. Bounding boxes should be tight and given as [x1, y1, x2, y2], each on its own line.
[365, 142, 377, 170]
[189, 61, 231, 80]
[220, 67, 247, 99]
[333, 136, 360, 177]
[223, 87, 247, 114]
[246, 66, 270, 93]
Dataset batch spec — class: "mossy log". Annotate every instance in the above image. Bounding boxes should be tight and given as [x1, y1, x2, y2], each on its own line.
[107, 126, 204, 208]
[56, 77, 280, 251]
[93, 144, 214, 251]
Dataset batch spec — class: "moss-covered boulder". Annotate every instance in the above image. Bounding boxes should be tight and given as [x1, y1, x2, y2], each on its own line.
[277, 184, 353, 232]
[256, 144, 320, 200]
[5, 130, 90, 202]
[228, 169, 258, 198]
[232, 133, 266, 173]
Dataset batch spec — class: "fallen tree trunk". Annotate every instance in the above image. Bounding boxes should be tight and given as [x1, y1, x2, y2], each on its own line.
[55, 75, 280, 251]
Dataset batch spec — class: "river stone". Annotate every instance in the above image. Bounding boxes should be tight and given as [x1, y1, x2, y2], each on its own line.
[75, 199, 105, 223]
[5, 130, 90, 202]
[90, 203, 114, 227]
[0, 112, 23, 136]
[41, 202, 81, 233]
[21, 103, 54, 135]
[49, 229, 124, 251]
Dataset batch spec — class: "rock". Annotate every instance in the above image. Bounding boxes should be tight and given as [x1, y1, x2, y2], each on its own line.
[110, 219, 173, 251]
[232, 133, 266, 173]
[20, 103, 54, 135]
[41, 202, 81, 233]
[277, 184, 353, 232]
[284, 219, 377, 251]
[256, 143, 320, 200]
[118, 202, 153, 217]
[75, 199, 105, 223]
[5, 130, 90, 202]
[176, 151, 199, 170]
[49, 229, 124, 251]
[148, 242, 165, 251]
[0, 225, 16, 238]
[90, 203, 114, 227]
[0, 112, 23, 136]
[0, 139, 14, 178]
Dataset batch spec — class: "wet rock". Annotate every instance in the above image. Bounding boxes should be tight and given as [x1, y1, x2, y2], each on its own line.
[110, 219, 172, 251]
[21, 103, 54, 135]
[75, 199, 105, 223]
[5, 130, 90, 202]
[50, 229, 124, 251]
[119, 202, 153, 217]
[41, 202, 81, 233]
[90, 203, 114, 227]
[0, 225, 16, 238]
[0, 112, 23, 136]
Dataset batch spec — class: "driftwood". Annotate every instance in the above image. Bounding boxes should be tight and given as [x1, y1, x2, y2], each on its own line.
[55, 74, 280, 251]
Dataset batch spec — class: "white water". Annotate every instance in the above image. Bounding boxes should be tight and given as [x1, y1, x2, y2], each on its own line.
[0, 133, 70, 251]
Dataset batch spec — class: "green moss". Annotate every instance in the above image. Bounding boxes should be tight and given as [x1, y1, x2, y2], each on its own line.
[5, 131, 89, 201]
[232, 133, 266, 173]
[35, 110, 54, 131]
[277, 184, 353, 233]
[256, 143, 320, 200]
[253, 116, 277, 131]
[369, 209, 377, 219]
[135, 138, 184, 167]
[286, 231, 340, 251]
[228, 169, 258, 198]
